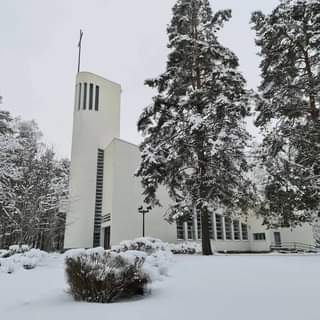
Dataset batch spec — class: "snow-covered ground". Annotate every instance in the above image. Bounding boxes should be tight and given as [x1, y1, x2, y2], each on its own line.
[1, 253, 320, 320]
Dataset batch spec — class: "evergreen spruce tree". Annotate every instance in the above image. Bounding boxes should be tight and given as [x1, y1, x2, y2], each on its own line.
[251, 0, 320, 228]
[136, 0, 254, 255]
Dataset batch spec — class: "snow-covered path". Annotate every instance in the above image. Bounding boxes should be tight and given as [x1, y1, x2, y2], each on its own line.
[1, 254, 320, 320]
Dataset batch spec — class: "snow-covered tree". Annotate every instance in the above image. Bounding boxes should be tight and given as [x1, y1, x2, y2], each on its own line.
[0, 110, 13, 135]
[251, 0, 320, 228]
[0, 115, 69, 250]
[313, 219, 320, 247]
[137, 0, 254, 255]
[0, 107, 22, 248]
[36, 156, 69, 251]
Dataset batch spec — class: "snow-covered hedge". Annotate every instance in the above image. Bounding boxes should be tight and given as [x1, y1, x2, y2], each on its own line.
[169, 242, 202, 255]
[0, 248, 47, 273]
[0, 244, 30, 258]
[0, 249, 9, 258]
[113, 237, 169, 254]
[65, 238, 174, 303]
[65, 248, 149, 303]
[112, 237, 173, 280]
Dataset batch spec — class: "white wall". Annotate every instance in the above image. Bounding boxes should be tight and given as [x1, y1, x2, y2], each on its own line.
[276, 225, 315, 246]
[64, 72, 121, 249]
[248, 213, 316, 252]
[101, 138, 177, 246]
[212, 240, 250, 252]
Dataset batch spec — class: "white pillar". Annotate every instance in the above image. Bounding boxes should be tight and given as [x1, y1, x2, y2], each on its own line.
[213, 213, 217, 241]
[221, 215, 225, 241]
[184, 222, 188, 240]
[231, 217, 234, 240]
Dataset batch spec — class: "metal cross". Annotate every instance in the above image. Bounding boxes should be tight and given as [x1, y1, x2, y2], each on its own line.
[77, 29, 84, 73]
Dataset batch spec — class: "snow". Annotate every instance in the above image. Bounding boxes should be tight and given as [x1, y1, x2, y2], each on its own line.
[0, 248, 47, 273]
[9, 244, 30, 252]
[169, 241, 202, 254]
[1, 253, 320, 320]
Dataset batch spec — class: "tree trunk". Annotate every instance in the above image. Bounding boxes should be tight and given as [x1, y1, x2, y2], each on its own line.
[201, 208, 213, 255]
[198, 150, 213, 255]
[303, 49, 318, 121]
[190, 6, 213, 256]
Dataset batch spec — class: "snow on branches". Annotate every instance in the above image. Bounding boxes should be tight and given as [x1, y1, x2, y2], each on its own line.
[251, 0, 320, 228]
[137, 0, 255, 255]
[0, 111, 70, 251]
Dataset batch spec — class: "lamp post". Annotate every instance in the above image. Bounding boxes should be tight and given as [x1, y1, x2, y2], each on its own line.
[138, 206, 152, 237]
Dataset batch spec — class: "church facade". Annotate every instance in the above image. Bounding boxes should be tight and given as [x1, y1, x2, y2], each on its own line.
[64, 72, 318, 252]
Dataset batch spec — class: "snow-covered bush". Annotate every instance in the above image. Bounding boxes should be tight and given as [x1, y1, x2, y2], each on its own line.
[65, 248, 149, 303]
[9, 244, 30, 253]
[0, 244, 30, 258]
[0, 249, 9, 258]
[169, 242, 201, 255]
[0, 248, 47, 273]
[112, 237, 173, 281]
[113, 237, 169, 254]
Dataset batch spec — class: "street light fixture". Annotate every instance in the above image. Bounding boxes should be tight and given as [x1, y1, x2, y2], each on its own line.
[138, 206, 152, 237]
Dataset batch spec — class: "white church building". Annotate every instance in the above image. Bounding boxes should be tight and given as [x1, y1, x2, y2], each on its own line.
[64, 71, 319, 253]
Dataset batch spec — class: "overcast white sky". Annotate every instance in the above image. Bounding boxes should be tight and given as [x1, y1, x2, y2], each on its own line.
[0, 0, 279, 158]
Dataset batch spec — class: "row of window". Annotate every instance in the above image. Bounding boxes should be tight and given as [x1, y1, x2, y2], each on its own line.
[76, 82, 100, 111]
[177, 214, 249, 241]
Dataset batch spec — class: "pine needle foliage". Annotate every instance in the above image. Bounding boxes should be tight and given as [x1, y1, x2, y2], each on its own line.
[251, 0, 320, 228]
[137, 0, 254, 255]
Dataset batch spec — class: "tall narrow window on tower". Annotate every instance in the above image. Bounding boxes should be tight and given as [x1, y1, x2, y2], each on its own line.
[93, 149, 104, 247]
[95, 85, 100, 111]
[89, 83, 93, 110]
[78, 83, 82, 110]
[83, 82, 87, 110]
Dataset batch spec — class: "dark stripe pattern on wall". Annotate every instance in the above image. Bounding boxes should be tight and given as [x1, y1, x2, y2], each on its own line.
[93, 149, 104, 247]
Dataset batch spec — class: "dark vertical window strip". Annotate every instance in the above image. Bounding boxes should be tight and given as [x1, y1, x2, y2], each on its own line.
[93, 149, 104, 247]
[95, 85, 99, 111]
[197, 213, 202, 239]
[89, 83, 93, 110]
[83, 82, 87, 110]
[78, 83, 82, 110]
[176, 219, 184, 240]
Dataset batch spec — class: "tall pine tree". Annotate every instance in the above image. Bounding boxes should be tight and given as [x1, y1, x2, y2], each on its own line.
[251, 0, 320, 228]
[136, 0, 254, 255]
